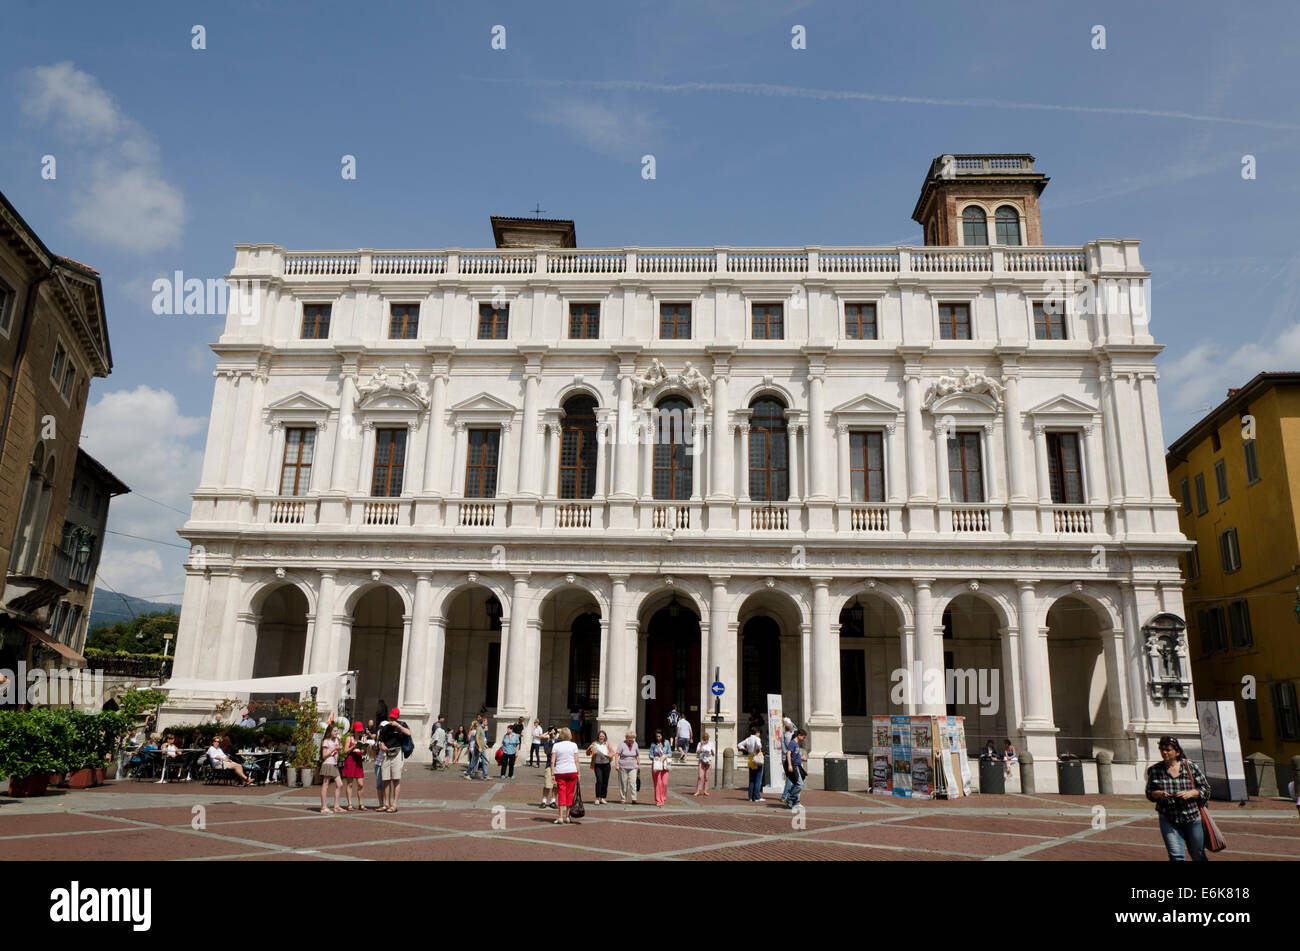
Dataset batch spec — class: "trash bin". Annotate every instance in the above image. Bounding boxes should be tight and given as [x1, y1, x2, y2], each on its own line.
[1057, 758, 1085, 795]
[823, 757, 849, 791]
[979, 759, 1005, 794]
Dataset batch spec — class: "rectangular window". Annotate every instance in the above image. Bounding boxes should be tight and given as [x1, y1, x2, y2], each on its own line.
[78, 484, 89, 508]
[1218, 527, 1241, 573]
[751, 303, 784, 340]
[849, 431, 885, 503]
[51, 340, 66, 383]
[1046, 432, 1084, 504]
[484, 642, 501, 709]
[845, 303, 878, 340]
[1245, 698, 1262, 740]
[947, 431, 985, 503]
[389, 303, 419, 339]
[660, 303, 691, 339]
[1180, 477, 1191, 515]
[652, 412, 692, 501]
[0, 278, 14, 333]
[370, 428, 407, 497]
[1196, 607, 1227, 653]
[1227, 599, 1253, 649]
[1194, 473, 1208, 515]
[1186, 544, 1200, 581]
[1033, 302, 1067, 340]
[463, 428, 500, 498]
[301, 304, 331, 339]
[1244, 440, 1260, 484]
[1272, 681, 1300, 741]
[65, 605, 83, 647]
[1211, 429, 1222, 453]
[1214, 459, 1229, 502]
[938, 302, 971, 340]
[279, 427, 316, 496]
[839, 650, 867, 717]
[568, 303, 600, 339]
[478, 303, 509, 339]
[62, 362, 75, 398]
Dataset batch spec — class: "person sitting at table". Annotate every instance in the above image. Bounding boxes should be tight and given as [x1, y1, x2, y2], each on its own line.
[207, 736, 254, 785]
[255, 735, 270, 753]
[157, 735, 180, 783]
[188, 729, 203, 750]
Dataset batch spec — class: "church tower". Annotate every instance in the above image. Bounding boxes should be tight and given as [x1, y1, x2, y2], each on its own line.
[912, 154, 1049, 247]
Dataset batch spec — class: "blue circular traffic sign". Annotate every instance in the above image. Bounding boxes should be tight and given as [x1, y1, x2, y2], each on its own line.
[711, 681, 725, 696]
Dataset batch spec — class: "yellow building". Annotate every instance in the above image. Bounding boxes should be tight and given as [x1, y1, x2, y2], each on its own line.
[1166, 372, 1300, 769]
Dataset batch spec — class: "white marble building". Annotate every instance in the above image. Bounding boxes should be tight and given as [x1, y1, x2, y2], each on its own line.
[170, 155, 1195, 792]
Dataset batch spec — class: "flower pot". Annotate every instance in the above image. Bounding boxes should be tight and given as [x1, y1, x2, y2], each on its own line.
[104, 762, 118, 781]
[48, 773, 65, 787]
[67, 768, 105, 789]
[298, 768, 313, 787]
[8, 775, 50, 797]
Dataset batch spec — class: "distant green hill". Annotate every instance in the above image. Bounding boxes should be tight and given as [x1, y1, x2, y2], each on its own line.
[89, 590, 181, 631]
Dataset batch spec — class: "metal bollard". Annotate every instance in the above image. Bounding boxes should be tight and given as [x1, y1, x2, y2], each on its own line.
[722, 747, 734, 788]
[1018, 750, 1035, 795]
[1096, 750, 1114, 795]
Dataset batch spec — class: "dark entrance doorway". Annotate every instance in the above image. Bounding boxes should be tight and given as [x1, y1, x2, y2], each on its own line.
[644, 600, 700, 745]
[741, 616, 781, 728]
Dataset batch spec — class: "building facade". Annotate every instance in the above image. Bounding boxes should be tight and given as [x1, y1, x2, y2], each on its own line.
[172, 155, 1193, 791]
[1167, 372, 1300, 767]
[0, 190, 113, 682]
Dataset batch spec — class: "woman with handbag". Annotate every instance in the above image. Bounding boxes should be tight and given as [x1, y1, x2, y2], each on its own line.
[550, 728, 581, 824]
[1146, 736, 1213, 861]
[738, 725, 765, 803]
[616, 732, 639, 804]
[693, 729, 714, 797]
[649, 729, 672, 806]
[587, 730, 613, 804]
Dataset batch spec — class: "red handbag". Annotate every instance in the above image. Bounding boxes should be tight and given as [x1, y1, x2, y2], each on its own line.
[1199, 804, 1227, 852]
[495, 748, 504, 764]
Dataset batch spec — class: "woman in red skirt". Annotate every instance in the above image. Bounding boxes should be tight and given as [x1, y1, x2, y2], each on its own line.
[341, 720, 367, 811]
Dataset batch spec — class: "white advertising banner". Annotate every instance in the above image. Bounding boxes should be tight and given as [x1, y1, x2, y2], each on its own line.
[1196, 700, 1248, 802]
[765, 694, 784, 794]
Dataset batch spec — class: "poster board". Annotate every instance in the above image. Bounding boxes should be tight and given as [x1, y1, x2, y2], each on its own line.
[872, 715, 967, 798]
[891, 715, 911, 797]
[1196, 700, 1248, 802]
[871, 715, 892, 794]
[765, 694, 784, 794]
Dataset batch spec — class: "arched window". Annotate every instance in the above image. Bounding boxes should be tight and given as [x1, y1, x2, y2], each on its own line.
[559, 395, 598, 499]
[961, 206, 988, 246]
[995, 206, 1022, 246]
[749, 397, 789, 502]
[652, 396, 693, 500]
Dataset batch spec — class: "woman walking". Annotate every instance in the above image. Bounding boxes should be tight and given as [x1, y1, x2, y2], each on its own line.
[319, 723, 343, 814]
[341, 721, 366, 811]
[616, 732, 639, 804]
[587, 730, 613, 804]
[1146, 736, 1211, 861]
[649, 729, 672, 806]
[500, 724, 520, 779]
[693, 729, 714, 797]
[529, 719, 544, 767]
[550, 728, 580, 824]
[738, 725, 765, 803]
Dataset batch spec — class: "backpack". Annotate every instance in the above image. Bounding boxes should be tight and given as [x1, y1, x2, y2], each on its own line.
[398, 722, 414, 758]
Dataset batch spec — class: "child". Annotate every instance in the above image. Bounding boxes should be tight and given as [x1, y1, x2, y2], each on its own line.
[539, 727, 558, 808]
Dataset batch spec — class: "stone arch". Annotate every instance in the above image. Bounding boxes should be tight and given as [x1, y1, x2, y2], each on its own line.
[741, 381, 795, 409]
[734, 585, 805, 736]
[632, 581, 710, 625]
[1035, 582, 1121, 634]
[635, 582, 705, 744]
[553, 380, 605, 410]
[829, 580, 912, 630]
[349, 585, 406, 725]
[930, 581, 1015, 630]
[932, 584, 1014, 754]
[248, 577, 318, 618]
[341, 577, 412, 617]
[834, 583, 910, 752]
[536, 582, 605, 734]
[1045, 593, 1125, 759]
[433, 577, 511, 625]
[530, 574, 610, 624]
[730, 579, 809, 629]
[249, 584, 309, 685]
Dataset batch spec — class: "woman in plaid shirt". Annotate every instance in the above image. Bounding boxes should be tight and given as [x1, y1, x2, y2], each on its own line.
[1145, 736, 1211, 861]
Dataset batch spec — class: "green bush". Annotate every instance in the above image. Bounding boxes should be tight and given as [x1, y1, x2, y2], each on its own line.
[0, 709, 76, 778]
[163, 722, 293, 749]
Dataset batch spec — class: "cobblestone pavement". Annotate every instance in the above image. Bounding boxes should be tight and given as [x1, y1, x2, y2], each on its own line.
[2, 763, 1295, 861]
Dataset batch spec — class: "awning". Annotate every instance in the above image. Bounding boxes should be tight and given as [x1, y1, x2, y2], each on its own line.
[16, 622, 87, 668]
[157, 671, 351, 694]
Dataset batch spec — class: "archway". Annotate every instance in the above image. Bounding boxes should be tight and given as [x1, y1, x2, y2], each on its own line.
[537, 585, 603, 736]
[1046, 596, 1122, 758]
[349, 586, 405, 726]
[838, 592, 905, 753]
[941, 594, 1008, 755]
[439, 586, 503, 734]
[249, 585, 308, 707]
[642, 595, 701, 745]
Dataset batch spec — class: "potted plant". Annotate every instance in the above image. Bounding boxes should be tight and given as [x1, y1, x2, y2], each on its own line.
[65, 711, 130, 788]
[289, 698, 320, 786]
[0, 709, 73, 797]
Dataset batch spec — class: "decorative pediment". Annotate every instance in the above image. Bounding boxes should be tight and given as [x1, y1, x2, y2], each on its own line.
[831, 392, 901, 417]
[449, 392, 517, 415]
[1025, 394, 1099, 417]
[357, 365, 430, 409]
[632, 358, 712, 409]
[926, 391, 999, 416]
[923, 369, 1005, 410]
[265, 391, 333, 415]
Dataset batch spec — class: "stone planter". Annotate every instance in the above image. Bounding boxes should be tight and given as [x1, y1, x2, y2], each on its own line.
[66, 768, 105, 789]
[8, 775, 50, 797]
[297, 768, 313, 787]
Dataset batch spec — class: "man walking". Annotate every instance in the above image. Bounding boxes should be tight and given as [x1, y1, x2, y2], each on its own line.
[674, 711, 693, 756]
[782, 728, 807, 809]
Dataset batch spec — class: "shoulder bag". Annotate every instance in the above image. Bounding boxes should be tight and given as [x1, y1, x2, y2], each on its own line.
[570, 778, 585, 819]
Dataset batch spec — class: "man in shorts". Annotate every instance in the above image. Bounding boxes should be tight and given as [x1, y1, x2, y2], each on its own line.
[378, 707, 411, 812]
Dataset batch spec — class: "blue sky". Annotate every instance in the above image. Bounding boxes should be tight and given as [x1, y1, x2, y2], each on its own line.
[1, 0, 1298, 602]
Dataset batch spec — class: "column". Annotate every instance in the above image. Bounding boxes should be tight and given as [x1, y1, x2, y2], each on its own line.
[708, 577, 735, 736]
[904, 371, 926, 499]
[214, 569, 244, 680]
[264, 423, 284, 494]
[498, 424, 517, 495]
[835, 425, 850, 501]
[450, 424, 468, 496]
[356, 423, 375, 494]
[331, 372, 357, 492]
[613, 373, 636, 497]
[605, 574, 631, 716]
[1098, 368, 1126, 500]
[1002, 370, 1028, 500]
[913, 579, 944, 715]
[239, 368, 269, 489]
[501, 574, 531, 716]
[428, 616, 447, 722]
[1083, 424, 1106, 503]
[735, 425, 751, 501]
[1032, 425, 1051, 503]
[199, 371, 233, 488]
[934, 422, 951, 502]
[808, 577, 843, 756]
[1017, 581, 1050, 724]
[544, 423, 560, 497]
[518, 370, 541, 496]
[218, 373, 246, 486]
[309, 570, 336, 671]
[709, 373, 731, 497]
[1111, 372, 1146, 499]
[807, 372, 830, 498]
[422, 372, 448, 495]
[886, 423, 905, 502]
[1138, 372, 1167, 498]
[401, 572, 432, 713]
[641, 426, 653, 499]
[173, 565, 210, 680]
[690, 423, 703, 501]
[789, 425, 802, 501]
[594, 416, 609, 499]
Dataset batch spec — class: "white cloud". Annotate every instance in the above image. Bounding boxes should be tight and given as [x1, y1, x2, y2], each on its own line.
[19, 62, 185, 252]
[81, 385, 206, 599]
[540, 99, 661, 159]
